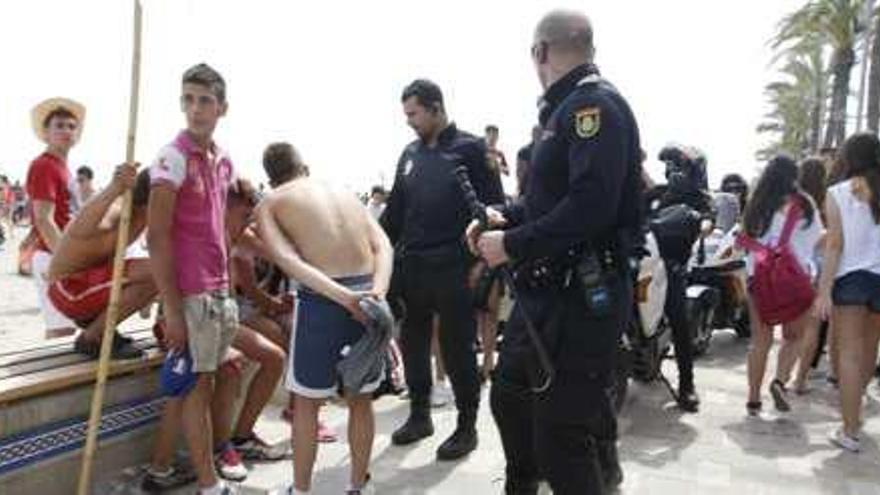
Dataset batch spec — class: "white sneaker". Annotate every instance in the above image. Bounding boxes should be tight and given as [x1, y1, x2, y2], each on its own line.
[215, 443, 248, 481]
[829, 428, 861, 453]
[431, 382, 452, 408]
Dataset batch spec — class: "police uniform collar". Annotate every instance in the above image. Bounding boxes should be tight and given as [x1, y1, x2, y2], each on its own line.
[438, 122, 458, 144]
[421, 122, 458, 148]
[540, 63, 599, 112]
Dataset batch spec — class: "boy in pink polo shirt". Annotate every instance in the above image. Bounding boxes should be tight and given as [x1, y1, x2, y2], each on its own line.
[148, 63, 238, 495]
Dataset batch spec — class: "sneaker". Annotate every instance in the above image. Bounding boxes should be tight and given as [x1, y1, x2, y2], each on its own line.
[746, 401, 762, 417]
[345, 473, 373, 494]
[74, 333, 144, 360]
[140, 465, 197, 492]
[829, 428, 861, 453]
[215, 443, 248, 481]
[232, 433, 286, 461]
[769, 379, 791, 412]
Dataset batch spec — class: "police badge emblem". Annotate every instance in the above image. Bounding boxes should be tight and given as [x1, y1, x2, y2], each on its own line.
[403, 159, 414, 176]
[575, 107, 601, 139]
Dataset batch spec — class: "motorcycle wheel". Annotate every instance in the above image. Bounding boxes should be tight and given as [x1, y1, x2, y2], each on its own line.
[687, 299, 713, 357]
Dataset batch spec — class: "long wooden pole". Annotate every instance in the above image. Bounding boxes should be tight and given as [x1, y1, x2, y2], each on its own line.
[77, 1, 143, 493]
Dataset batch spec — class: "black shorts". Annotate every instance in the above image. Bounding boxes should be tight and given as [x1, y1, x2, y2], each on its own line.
[832, 270, 880, 313]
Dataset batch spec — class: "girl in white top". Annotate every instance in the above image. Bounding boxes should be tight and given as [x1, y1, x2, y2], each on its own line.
[741, 155, 823, 417]
[792, 158, 830, 394]
[817, 133, 880, 453]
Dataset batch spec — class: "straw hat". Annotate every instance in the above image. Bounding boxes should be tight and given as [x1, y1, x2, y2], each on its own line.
[31, 97, 86, 143]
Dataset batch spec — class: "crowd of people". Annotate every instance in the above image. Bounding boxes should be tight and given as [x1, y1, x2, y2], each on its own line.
[735, 134, 880, 454]
[9, 7, 880, 495]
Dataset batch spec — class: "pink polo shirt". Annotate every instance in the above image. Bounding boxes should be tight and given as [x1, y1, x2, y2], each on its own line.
[150, 131, 235, 296]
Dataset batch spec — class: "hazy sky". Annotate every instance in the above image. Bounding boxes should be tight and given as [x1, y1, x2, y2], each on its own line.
[0, 0, 803, 193]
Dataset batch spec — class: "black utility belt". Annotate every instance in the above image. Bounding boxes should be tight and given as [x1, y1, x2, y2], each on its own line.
[514, 250, 621, 318]
[512, 259, 573, 291]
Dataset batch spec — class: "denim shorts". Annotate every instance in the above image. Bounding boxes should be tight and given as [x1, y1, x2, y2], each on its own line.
[832, 270, 880, 313]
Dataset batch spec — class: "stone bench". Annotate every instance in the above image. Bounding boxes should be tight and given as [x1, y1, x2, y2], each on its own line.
[0, 328, 165, 494]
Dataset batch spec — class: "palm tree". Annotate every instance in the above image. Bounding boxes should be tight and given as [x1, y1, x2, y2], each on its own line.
[867, 5, 880, 131]
[758, 43, 828, 159]
[756, 79, 814, 160]
[776, 0, 868, 149]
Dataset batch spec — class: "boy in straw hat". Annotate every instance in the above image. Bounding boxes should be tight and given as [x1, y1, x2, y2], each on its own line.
[26, 97, 84, 339]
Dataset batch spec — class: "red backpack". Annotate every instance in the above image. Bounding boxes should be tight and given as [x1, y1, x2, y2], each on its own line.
[737, 199, 815, 325]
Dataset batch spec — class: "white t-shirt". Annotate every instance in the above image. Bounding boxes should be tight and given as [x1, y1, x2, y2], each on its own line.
[828, 179, 880, 278]
[746, 198, 824, 278]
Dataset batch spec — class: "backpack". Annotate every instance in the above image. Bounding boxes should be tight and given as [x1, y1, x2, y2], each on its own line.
[737, 200, 815, 325]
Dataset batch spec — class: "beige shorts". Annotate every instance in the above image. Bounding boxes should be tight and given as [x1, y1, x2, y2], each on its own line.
[183, 291, 239, 373]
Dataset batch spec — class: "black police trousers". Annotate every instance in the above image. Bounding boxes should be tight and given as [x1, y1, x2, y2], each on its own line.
[664, 260, 695, 389]
[491, 279, 629, 495]
[399, 255, 481, 413]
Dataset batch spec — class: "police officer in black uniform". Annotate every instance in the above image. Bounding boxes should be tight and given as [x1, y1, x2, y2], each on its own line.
[381, 79, 505, 460]
[645, 145, 715, 412]
[470, 10, 641, 494]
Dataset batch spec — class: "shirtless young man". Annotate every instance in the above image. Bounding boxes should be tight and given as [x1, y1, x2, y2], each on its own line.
[257, 142, 393, 495]
[47, 163, 152, 359]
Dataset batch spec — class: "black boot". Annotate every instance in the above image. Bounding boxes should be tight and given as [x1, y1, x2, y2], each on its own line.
[597, 440, 623, 491]
[437, 411, 478, 460]
[391, 401, 434, 446]
[677, 380, 700, 413]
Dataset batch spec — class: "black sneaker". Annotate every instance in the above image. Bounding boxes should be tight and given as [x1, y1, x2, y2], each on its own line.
[232, 433, 287, 461]
[391, 414, 434, 446]
[116, 332, 135, 345]
[436, 426, 478, 461]
[677, 388, 700, 413]
[74, 333, 145, 360]
[140, 465, 197, 492]
[770, 379, 791, 412]
[746, 401, 762, 417]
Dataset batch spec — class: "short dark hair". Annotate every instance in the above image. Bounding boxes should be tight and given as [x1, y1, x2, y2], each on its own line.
[228, 178, 258, 207]
[401, 79, 444, 113]
[43, 107, 78, 128]
[485, 125, 499, 134]
[76, 165, 93, 180]
[371, 185, 386, 196]
[536, 10, 595, 60]
[182, 63, 226, 103]
[263, 142, 308, 187]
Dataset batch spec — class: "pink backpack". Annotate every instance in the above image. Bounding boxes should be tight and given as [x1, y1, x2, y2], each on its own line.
[737, 199, 815, 325]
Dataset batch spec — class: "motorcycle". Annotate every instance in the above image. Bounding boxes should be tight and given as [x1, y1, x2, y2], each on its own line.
[610, 229, 673, 413]
[688, 192, 751, 341]
[611, 203, 720, 412]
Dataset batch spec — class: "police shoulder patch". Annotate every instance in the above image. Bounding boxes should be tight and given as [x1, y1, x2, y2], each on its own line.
[574, 106, 601, 139]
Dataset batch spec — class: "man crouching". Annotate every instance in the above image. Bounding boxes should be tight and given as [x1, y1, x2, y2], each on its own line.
[257, 142, 393, 495]
[48, 163, 153, 359]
